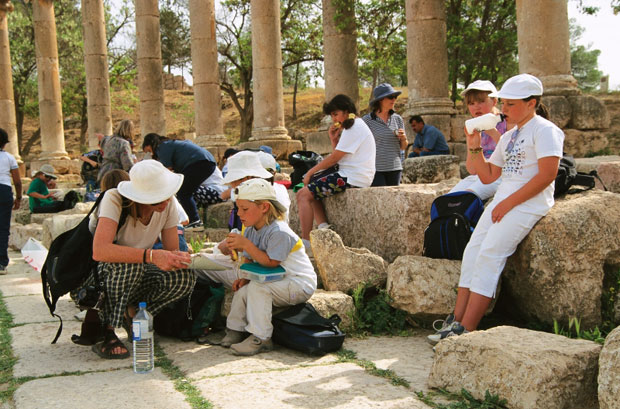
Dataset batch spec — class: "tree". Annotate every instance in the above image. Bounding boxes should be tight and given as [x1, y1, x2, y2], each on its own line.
[160, 5, 191, 74]
[569, 18, 602, 92]
[356, 0, 407, 91]
[445, 0, 518, 102]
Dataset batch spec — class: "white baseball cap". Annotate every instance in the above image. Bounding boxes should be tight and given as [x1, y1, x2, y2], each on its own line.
[222, 151, 273, 184]
[490, 74, 543, 99]
[460, 80, 498, 97]
[234, 178, 286, 213]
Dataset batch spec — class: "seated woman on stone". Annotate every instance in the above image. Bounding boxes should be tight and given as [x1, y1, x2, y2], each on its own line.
[27, 164, 78, 213]
[296, 94, 376, 255]
[89, 160, 195, 359]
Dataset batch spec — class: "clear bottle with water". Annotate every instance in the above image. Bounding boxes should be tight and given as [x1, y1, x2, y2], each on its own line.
[132, 302, 154, 374]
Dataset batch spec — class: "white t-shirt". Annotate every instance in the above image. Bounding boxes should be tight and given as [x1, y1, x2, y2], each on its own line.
[489, 115, 564, 214]
[0, 151, 18, 187]
[274, 183, 290, 222]
[89, 188, 179, 248]
[201, 166, 227, 195]
[172, 196, 188, 225]
[335, 118, 376, 187]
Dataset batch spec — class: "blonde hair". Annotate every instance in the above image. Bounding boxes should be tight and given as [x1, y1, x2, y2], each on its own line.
[115, 119, 134, 142]
[464, 90, 496, 106]
[255, 200, 284, 225]
[100, 169, 129, 192]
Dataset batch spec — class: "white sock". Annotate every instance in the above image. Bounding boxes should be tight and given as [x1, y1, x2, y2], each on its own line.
[318, 222, 329, 229]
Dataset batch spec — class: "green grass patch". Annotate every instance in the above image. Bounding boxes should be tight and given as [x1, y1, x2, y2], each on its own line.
[155, 343, 214, 409]
[417, 388, 508, 409]
[347, 283, 408, 336]
[336, 348, 409, 388]
[0, 294, 18, 404]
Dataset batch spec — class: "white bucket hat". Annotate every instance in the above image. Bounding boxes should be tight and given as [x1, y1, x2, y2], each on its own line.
[460, 80, 498, 97]
[257, 151, 277, 173]
[490, 74, 543, 99]
[222, 151, 273, 184]
[234, 178, 286, 214]
[117, 159, 184, 204]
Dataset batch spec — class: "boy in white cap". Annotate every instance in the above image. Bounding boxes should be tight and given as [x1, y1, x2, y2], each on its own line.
[428, 74, 564, 344]
[197, 178, 316, 356]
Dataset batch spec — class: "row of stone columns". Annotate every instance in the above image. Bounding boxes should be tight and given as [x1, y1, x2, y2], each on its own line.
[0, 0, 20, 162]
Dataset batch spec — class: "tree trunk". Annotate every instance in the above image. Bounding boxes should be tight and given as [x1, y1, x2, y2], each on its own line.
[292, 62, 299, 120]
[22, 127, 41, 157]
[79, 96, 88, 149]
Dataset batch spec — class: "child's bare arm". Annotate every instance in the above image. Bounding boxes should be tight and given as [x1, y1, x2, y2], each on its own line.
[465, 127, 501, 181]
[491, 156, 560, 223]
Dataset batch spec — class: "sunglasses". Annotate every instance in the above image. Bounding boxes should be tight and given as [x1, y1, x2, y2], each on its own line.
[385, 95, 398, 100]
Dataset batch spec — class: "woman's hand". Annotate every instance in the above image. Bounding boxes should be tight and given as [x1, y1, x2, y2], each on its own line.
[152, 249, 191, 271]
[464, 126, 482, 150]
[232, 278, 249, 291]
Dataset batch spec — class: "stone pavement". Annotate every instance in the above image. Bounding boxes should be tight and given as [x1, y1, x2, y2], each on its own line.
[0, 251, 437, 409]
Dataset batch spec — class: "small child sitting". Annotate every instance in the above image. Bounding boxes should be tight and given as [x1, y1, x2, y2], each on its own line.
[195, 178, 316, 356]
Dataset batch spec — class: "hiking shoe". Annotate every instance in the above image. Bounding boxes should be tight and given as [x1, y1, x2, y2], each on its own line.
[432, 313, 455, 332]
[427, 322, 467, 346]
[220, 329, 248, 348]
[185, 220, 204, 232]
[230, 334, 273, 356]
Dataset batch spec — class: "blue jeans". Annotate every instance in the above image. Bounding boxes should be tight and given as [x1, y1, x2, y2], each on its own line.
[0, 185, 13, 268]
[177, 160, 216, 224]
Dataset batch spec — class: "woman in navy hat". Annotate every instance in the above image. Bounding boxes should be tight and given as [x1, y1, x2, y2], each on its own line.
[362, 83, 407, 186]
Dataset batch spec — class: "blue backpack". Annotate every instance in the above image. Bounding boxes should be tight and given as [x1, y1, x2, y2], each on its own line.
[423, 191, 484, 260]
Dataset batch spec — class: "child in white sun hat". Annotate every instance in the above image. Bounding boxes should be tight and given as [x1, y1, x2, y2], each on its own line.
[428, 73, 564, 345]
[196, 178, 316, 356]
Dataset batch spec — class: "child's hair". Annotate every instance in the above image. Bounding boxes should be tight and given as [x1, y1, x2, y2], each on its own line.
[464, 90, 496, 106]
[142, 133, 169, 160]
[115, 119, 134, 142]
[256, 199, 285, 225]
[100, 169, 129, 191]
[535, 101, 549, 119]
[323, 94, 357, 130]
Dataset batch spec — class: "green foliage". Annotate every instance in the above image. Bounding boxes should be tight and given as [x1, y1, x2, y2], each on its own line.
[0, 294, 17, 403]
[189, 235, 206, 254]
[576, 1, 620, 15]
[569, 18, 602, 91]
[160, 4, 192, 74]
[553, 317, 606, 345]
[584, 147, 613, 157]
[446, 0, 519, 102]
[356, 0, 407, 89]
[418, 388, 508, 409]
[349, 283, 408, 335]
[336, 349, 410, 387]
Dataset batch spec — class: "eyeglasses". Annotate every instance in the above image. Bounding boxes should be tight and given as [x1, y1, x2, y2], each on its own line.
[386, 95, 398, 100]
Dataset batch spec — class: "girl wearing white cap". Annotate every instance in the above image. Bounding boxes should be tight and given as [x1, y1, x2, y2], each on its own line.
[429, 74, 564, 344]
[449, 80, 513, 200]
[198, 178, 316, 356]
[89, 160, 196, 359]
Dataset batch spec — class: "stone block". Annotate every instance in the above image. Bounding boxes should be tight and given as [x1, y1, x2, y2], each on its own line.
[289, 183, 456, 262]
[449, 142, 467, 161]
[307, 289, 355, 330]
[204, 201, 233, 228]
[599, 326, 620, 409]
[12, 210, 31, 225]
[563, 129, 608, 157]
[401, 155, 461, 184]
[576, 156, 620, 194]
[542, 95, 572, 128]
[310, 229, 387, 293]
[504, 190, 620, 328]
[9, 224, 44, 251]
[41, 214, 85, 246]
[305, 131, 332, 156]
[428, 326, 601, 409]
[568, 95, 611, 130]
[29, 158, 81, 175]
[449, 115, 467, 143]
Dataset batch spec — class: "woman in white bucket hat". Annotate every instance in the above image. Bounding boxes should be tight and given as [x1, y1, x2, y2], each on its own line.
[90, 160, 196, 359]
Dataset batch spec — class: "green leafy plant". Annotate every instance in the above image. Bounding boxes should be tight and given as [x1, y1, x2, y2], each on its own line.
[348, 283, 407, 335]
[417, 388, 508, 409]
[189, 236, 206, 254]
[553, 317, 606, 345]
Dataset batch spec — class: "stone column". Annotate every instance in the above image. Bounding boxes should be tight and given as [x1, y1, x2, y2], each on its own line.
[189, 0, 227, 151]
[249, 0, 289, 141]
[0, 1, 21, 163]
[405, 0, 454, 122]
[135, 0, 166, 136]
[82, 0, 113, 149]
[516, 0, 578, 96]
[33, 0, 68, 160]
[322, 0, 359, 106]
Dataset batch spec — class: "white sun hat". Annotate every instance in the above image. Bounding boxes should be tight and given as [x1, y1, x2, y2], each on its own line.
[222, 151, 273, 184]
[234, 178, 286, 214]
[460, 80, 498, 97]
[117, 159, 184, 204]
[490, 74, 543, 99]
[257, 151, 278, 173]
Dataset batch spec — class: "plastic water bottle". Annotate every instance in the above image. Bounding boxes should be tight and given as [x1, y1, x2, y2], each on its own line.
[465, 113, 502, 134]
[132, 302, 154, 374]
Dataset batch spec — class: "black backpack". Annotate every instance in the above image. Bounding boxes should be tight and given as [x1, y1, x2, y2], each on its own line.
[272, 302, 345, 356]
[423, 191, 484, 260]
[554, 154, 606, 197]
[41, 191, 128, 343]
[154, 279, 225, 341]
[288, 151, 323, 186]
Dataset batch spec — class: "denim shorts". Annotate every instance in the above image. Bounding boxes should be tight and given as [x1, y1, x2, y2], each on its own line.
[307, 172, 350, 200]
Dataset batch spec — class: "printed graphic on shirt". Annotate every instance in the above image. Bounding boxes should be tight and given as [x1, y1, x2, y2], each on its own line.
[502, 139, 526, 176]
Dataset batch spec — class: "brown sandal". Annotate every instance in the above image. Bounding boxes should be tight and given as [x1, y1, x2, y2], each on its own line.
[91, 330, 129, 360]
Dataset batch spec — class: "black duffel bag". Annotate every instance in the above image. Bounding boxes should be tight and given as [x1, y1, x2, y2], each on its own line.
[288, 150, 323, 186]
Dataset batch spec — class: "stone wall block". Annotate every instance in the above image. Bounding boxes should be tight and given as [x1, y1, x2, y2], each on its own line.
[401, 155, 460, 184]
[304, 131, 331, 156]
[307, 289, 355, 330]
[310, 228, 388, 293]
[203, 201, 233, 228]
[598, 326, 620, 409]
[429, 326, 602, 409]
[503, 190, 620, 328]
[9, 224, 44, 251]
[42, 214, 86, 247]
[448, 142, 467, 162]
[542, 95, 572, 128]
[596, 161, 620, 193]
[562, 129, 608, 157]
[568, 95, 611, 130]
[449, 115, 467, 143]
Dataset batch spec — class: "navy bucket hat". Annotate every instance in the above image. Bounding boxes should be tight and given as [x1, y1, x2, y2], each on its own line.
[369, 83, 402, 105]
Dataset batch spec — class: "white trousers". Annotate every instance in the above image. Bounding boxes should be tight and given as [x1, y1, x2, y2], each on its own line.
[458, 199, 545, 298]
[450, 175, 501, 201]
[196, 268, 312, 340]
